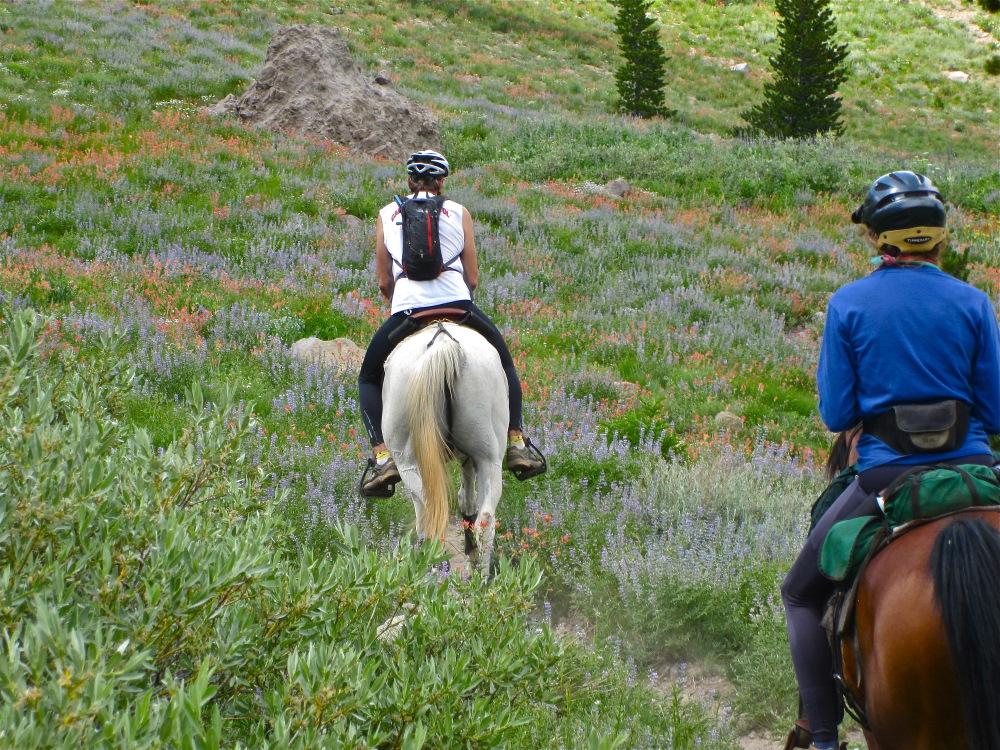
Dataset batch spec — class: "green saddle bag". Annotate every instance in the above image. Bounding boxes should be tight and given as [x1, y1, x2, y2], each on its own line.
[819, 515, 883, 585]
[819, 463, 1000, 586]
[879, 463, 1000, 528]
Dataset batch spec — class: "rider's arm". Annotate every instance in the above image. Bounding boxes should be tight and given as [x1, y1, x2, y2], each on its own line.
[461, 208, 478, 293]
[971, 297, 1000, 434]
[375, 218, 394, 302]
[817, 303, 861, 432]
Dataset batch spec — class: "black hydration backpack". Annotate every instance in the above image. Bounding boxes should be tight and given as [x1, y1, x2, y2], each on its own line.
[393, 194, 460, 281]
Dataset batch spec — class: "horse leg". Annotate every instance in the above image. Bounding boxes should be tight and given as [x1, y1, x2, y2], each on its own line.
[398, 466, 427, 539]
[458, 457, 479, 555]
[469, 461, 503, 571]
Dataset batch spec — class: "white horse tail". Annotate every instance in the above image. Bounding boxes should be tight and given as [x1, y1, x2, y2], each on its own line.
[405, 326, 462, 540]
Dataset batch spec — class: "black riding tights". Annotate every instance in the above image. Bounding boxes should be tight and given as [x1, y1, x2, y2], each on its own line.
[357, 301, 523, 447]
[781, 453, 994, 744]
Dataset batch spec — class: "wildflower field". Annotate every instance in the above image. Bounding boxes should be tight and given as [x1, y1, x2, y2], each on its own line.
[0, 0, 997, 747]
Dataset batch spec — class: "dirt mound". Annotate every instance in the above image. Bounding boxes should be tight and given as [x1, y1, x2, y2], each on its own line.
[207, 25, 441, 160]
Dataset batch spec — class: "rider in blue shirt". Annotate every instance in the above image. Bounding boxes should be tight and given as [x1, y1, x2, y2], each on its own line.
[782, 171, 1000, 750]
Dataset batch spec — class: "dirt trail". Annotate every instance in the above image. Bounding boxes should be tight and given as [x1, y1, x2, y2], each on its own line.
[740, 732, 867, 750]
[677, 666, 868, 749]
[615, 658, 869, 749]
[445, 518, 869, 749]
[442, 516, 474, 576]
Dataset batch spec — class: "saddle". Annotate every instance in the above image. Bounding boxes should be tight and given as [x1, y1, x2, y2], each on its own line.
[386, 306, 471, 346]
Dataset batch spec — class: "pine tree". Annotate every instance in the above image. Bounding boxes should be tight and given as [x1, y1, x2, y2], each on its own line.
[612, 0, 674, 119]
[743, 0, 849, 139]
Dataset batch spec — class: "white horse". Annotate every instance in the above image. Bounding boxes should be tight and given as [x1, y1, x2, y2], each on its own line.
[382, 321, 508, 566]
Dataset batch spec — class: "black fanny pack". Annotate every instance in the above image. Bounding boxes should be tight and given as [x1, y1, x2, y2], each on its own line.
[863, 399, 970, 454]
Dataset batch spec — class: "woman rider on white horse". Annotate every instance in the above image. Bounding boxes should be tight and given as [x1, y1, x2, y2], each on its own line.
[781, 171, 1000, 750]
[357, 150, 546, 497]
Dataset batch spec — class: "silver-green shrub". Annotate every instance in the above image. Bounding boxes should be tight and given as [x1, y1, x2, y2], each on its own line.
[0, 309, 592, 748]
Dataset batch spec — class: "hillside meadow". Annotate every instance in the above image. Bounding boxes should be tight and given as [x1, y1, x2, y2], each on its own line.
[0, 0, 997, 747]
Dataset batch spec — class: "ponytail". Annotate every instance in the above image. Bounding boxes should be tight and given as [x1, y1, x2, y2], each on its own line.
[407, 175, 443, 194]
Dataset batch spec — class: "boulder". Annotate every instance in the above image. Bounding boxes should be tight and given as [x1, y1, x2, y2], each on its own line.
[604, 178, 632, 198]
[728, 63, 749, 73]
[943, 70, 970, 83]
[206, 26, 441, 160]
[714, 411, 743, 432]
[290, 336, 365, 372]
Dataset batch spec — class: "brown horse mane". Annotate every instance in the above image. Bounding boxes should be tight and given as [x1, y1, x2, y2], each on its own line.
[826, 424, 862, 481]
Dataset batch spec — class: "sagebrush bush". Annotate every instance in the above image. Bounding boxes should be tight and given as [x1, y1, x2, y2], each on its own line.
[0, 309, 731, 748]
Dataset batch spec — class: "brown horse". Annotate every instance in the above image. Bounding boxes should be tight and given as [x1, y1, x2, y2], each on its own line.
[838, 507, 1000, 750]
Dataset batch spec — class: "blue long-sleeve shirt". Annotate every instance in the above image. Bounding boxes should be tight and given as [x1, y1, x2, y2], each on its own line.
[817, 264, 1000, 472]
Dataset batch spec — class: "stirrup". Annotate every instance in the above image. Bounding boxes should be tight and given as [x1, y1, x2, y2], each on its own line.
[359, 458, 397, 498]
[507, 437, 547, 481]
[782, 722, 812, 750]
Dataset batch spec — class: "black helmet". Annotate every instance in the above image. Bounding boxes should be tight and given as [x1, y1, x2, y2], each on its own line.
[405, 150, 450, 178]
[851, 171, 946, 234]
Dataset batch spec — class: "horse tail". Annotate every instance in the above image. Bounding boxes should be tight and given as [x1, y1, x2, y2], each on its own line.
[405, 328, 461, 541]
[931, 517, 1000, 750]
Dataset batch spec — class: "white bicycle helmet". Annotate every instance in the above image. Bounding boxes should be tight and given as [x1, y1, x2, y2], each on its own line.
[405, 150, 450, 178]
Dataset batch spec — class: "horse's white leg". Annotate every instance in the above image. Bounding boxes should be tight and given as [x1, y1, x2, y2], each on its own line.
[397, 467, 427, 538]
[458, 457, 479, 555]
[472, 461, 503, 571]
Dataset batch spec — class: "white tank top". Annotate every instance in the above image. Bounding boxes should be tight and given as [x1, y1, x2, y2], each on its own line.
[379, 192, 471, 315]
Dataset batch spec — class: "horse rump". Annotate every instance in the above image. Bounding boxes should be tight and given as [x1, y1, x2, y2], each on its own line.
[930, 516, 1000, 750]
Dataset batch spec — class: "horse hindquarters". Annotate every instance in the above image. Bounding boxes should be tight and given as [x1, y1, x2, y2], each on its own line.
[931, 516, 1000, 750]
[855, 512, 1000, 750]
[854, 523, 964, 750]
[384, 323, 509, 552]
